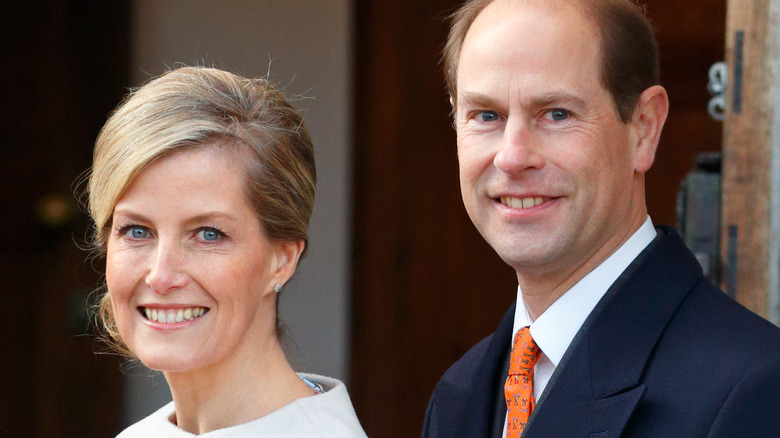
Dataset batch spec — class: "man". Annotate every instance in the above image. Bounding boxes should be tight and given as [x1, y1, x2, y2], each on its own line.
[423, 0, 780, 437]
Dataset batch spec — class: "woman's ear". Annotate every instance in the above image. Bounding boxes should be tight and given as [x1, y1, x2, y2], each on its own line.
[270, 240, 305, 288]
[631, 85, 669, 174]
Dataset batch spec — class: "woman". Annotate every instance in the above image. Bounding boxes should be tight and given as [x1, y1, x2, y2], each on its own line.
[88, 66, 367, 437]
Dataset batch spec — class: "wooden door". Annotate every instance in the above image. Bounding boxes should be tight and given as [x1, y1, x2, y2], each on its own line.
[720, 0, 780, 324]
[349, 1, 727, 436]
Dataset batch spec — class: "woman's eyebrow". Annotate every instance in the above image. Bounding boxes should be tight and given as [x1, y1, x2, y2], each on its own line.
[183, 212, 240, 226]
[111, 210, 240, 226]
[111, 209, 150, 224]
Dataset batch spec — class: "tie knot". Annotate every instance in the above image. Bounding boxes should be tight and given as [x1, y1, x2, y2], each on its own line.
[508, 327, 541, 376]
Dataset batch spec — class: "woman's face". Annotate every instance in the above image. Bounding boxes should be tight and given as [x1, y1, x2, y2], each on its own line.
[106, 147, 297, 373]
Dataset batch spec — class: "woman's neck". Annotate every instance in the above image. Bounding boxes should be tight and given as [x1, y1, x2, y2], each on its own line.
[163, 337, 314, 434]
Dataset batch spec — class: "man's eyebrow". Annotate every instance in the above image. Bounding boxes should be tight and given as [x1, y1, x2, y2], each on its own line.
[458, 92, 502, 109]
[458, 91, 588, 110]
[530, 92, 587, 109]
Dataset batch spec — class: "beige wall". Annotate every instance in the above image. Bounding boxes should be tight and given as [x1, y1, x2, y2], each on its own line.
[122, 0, 353, 425]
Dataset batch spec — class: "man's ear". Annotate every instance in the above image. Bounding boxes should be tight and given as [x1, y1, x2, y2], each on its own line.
[270, 240, 305, 291]
[450, 95, 462, 129]
[631, 85, 669, 173]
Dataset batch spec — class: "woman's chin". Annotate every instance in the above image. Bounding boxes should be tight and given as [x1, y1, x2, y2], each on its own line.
[135, 349, 203, 373]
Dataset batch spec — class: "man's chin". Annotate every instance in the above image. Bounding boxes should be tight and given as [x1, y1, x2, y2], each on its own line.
[496, 245, 568, 272]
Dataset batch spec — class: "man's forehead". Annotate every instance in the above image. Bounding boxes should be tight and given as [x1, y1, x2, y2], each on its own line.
[461, 0, 603, 73]
[456, 0, 607, 109]
[461, 0, 601, 64]
[486, 0, 590, 14]
[473, 0, 598, 36]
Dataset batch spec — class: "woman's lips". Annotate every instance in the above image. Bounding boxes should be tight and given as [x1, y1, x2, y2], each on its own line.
[139, 306, 209, 324]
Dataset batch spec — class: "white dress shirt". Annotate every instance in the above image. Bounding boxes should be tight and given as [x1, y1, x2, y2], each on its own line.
[502, 217, 656, 437]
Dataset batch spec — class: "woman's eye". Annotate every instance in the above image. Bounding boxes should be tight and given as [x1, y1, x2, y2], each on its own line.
[124, 227, 149, 239]
[476, 110, 500, 123]
[197, 228, 223, 242]
[546, 109, 570, 121]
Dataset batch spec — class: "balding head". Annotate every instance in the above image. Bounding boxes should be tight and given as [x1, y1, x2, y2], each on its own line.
[443, 0, 659, 123]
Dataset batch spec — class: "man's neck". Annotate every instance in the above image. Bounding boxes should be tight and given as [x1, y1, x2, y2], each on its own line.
[517, 215, 650, 320]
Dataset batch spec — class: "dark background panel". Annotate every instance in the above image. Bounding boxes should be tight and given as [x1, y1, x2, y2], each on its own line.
[0, 2, 131, 436]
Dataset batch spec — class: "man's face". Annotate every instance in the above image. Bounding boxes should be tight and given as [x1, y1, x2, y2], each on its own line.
[456, 1, 649, 283]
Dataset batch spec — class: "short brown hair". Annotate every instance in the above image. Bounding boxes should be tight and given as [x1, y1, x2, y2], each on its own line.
[443, 0, 659, 123]
[87, 66, 316, 352]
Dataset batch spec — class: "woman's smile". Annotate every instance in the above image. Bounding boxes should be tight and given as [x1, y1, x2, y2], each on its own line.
[139, 306, 209, 325]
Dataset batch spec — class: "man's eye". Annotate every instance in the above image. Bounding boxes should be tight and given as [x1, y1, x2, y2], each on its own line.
[124, 227, 149, 239]
[196, 228, 223, 242]
[476, 111, 500, 122]
[547, 109, 570, 121]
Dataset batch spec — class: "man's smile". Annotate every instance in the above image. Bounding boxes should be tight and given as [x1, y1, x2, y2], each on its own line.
[499, 196, 550, 209]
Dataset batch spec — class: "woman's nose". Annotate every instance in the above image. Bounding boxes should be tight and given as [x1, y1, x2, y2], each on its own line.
[145, 243, 187, 295]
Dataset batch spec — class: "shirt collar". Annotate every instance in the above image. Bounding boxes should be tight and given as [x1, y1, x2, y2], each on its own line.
[512, 216, 657, 366]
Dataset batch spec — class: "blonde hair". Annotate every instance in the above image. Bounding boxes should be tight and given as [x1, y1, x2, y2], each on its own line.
[88, 66, 316, 352]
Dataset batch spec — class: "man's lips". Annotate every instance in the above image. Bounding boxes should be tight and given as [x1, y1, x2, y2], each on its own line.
[498, 196, 551, 209]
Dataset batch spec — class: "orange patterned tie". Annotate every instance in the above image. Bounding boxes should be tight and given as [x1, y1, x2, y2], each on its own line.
[505, 327, 541, 437]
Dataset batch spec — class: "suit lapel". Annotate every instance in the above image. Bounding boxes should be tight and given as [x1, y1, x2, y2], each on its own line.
[432, 302, 515, 437]
[526, 228, 704, 437]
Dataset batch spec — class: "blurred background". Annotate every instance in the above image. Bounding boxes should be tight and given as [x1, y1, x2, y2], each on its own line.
[0, 0, 725, 436]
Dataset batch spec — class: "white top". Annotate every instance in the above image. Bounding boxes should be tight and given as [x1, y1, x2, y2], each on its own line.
[502, 217, 656, 437]
[116, 374, 368, 438]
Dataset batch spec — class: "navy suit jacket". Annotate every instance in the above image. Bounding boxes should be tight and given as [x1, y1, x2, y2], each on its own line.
[423, 227, 780, 437]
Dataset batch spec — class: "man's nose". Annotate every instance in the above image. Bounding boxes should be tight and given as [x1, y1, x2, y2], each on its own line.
[493, 118, 545, 174]
[145, 242, 188, 295]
